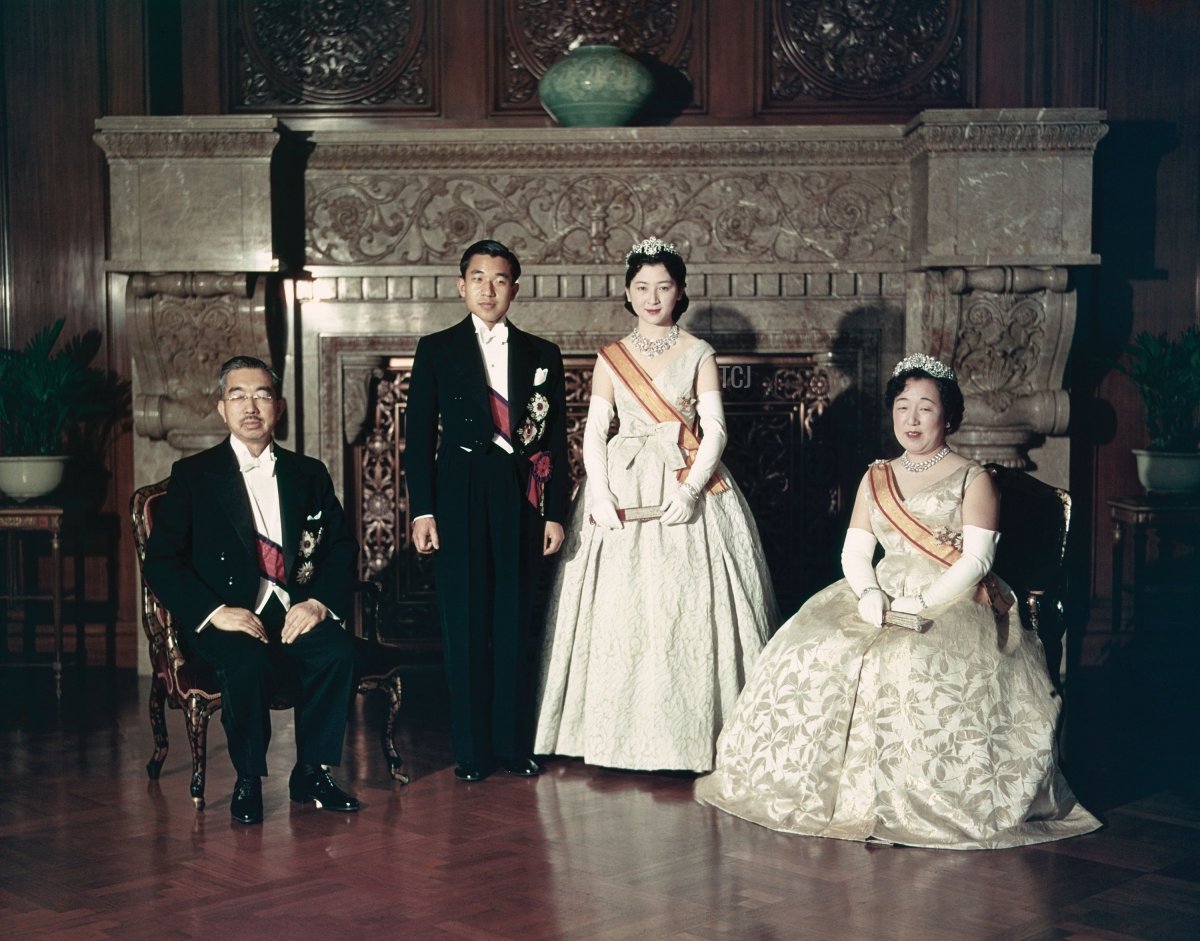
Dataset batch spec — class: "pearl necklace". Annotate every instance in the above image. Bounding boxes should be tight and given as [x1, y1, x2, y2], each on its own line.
[901, 445, 951, 473]
[629, 324, 679, 357]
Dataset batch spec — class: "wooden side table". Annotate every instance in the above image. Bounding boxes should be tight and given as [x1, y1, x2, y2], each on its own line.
[0, 505, 65, 695]
[1109, 494, 1200, 632]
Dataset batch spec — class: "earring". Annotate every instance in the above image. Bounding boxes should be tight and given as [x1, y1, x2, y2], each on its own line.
[945, 422, 951, 430]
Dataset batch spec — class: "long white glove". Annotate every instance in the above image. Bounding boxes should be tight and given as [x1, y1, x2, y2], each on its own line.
[584, 396, 622, 529]
[891, 524, 1001, 614]
[661, 390, 727, 526]
[842, 527, 887, 626]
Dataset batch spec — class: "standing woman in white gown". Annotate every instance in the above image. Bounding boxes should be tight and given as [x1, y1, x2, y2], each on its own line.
[533, 237, 778, 773]
[695, 354, 1101, 848]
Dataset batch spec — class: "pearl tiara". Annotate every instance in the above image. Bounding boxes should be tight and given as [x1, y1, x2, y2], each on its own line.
[625, 236, 680, 265]
[892, 353, 956, 382]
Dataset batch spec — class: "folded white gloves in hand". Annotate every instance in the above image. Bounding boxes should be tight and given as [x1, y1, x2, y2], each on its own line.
[841, 527, 887, 626]
[891, 524, 1001, 614]
[583, 396, 622, 529]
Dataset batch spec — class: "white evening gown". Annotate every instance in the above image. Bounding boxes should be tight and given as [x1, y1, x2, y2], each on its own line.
[534, 340, 778, 772]
[695, 461, 1101, 849]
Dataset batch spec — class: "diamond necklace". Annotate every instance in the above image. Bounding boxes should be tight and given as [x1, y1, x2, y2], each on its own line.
[629, 324, 679, 357]
[901, 445, 951, 473]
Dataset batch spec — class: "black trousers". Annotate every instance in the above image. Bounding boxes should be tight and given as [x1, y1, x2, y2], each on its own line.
[433, 446, 541, 767]
[187, 595, 357, 777]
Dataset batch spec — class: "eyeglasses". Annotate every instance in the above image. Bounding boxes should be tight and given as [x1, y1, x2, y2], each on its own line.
[223, 391, 276, 403]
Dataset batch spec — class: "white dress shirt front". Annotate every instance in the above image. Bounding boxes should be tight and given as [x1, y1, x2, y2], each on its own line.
[473, 314, 514, 455]
[199, 437, 292, 629]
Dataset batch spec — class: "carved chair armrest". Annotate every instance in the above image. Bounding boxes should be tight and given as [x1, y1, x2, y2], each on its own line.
[164, 617, 188, 671]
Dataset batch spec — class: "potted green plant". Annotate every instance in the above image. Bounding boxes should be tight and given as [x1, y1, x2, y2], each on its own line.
[1117, 324, 1200, 492]
[0, 319, 123, 501]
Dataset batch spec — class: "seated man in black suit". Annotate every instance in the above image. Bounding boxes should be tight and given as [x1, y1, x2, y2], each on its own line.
[144, 355, 360, 824]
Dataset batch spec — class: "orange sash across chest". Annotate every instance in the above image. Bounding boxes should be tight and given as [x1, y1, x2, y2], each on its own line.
[868, 462, 1013, 616]
[598, 342, 728, 495]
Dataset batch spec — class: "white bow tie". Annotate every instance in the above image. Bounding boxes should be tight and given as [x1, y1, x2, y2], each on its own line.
[478, 320, 509, 344]
[239, 454, 275, 474]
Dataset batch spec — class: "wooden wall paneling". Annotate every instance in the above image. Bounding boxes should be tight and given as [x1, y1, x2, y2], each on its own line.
[708, 0, 755, 119]
[1048, 0, 1103, 109]
[2, 0, 106, 344]
[104, 0, 150, 116]
[442, 0, 482, 122]
[0, 0, 140, 666]
[976, 0, 1100, 110]
[103, 0, 152, 664]
[1086, 0, 1200, 600]
[181, 0, 223, 114]
[975, 0, 1037, 107]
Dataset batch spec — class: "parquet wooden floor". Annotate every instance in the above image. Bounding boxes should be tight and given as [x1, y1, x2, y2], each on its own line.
[1, 667, 1198, 941]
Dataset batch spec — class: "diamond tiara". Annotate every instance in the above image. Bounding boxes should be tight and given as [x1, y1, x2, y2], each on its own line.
[892, 353, 956, 382]
[625, 236, 680, 265]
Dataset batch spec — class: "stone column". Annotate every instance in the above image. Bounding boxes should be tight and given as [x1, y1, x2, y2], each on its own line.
[904, 109, 1107, 480]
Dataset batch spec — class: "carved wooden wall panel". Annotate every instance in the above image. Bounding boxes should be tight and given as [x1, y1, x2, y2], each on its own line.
[494, 0, 703, 115]
[763, 0, 968, 114]
[219, 0, 981, 122]
[229, 0, 436, 112]
[354, 351, 863, 644]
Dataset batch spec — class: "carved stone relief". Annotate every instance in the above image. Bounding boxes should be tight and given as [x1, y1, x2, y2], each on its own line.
[231, 0, 434, 110]
[306, 168, 908, 267]
[496, 0, 699, 112]
[128, 273, 272, 454]
[915, 266, 1074, 469]
[766, 0, 965, 111]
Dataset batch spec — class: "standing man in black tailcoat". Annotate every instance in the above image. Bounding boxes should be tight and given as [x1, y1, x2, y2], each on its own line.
[144, 356, 360, 824]
[406, 239, 569, 781]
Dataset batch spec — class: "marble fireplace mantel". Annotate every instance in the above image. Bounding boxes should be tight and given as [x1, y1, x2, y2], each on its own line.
[95, 110, 1107, 495]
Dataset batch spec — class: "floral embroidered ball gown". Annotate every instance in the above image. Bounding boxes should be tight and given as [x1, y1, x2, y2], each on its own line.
[695, 461, 1100, 849]
[534, 339, 778, 772]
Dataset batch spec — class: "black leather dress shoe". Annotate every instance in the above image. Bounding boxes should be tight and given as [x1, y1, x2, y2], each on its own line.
[454, 764, 488, 782]
[230, 775, 263, 825]
[289, 764, 359, 812]
[501, 757, 541, 777]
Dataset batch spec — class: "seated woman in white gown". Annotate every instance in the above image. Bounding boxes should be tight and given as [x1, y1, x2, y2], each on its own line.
[695, 354, 1101, 849]
[533, 237, 778, 773]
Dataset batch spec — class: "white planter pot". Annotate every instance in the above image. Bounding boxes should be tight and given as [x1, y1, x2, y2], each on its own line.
[0, 455, 68, 502]
[1133, 449, 1200, 493]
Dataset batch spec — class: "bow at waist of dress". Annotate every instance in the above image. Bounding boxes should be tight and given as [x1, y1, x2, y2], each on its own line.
[608, 421, 688, 471]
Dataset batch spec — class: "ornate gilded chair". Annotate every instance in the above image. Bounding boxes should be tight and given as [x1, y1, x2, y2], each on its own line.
[985, 463, 1073, 689]
[131, 479, 408, 809]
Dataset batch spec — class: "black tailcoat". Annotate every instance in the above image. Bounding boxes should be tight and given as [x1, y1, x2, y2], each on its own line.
[143, 437, 358, 776]
[405, 316, 569, 766]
